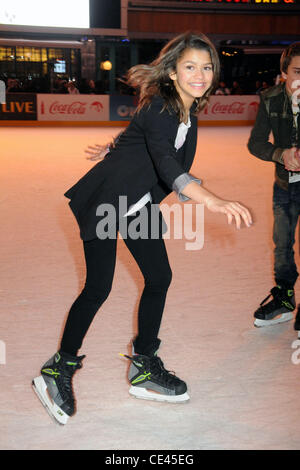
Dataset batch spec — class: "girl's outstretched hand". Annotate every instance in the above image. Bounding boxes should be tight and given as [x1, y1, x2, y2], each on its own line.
[179, 181, 252, 229]
[85, 144, 109, 161]
[205, 196, 252, 229]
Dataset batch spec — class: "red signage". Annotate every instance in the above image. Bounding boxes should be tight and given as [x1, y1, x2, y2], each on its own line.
[201, 96, 260, 121]
[37, 94, 109, 121]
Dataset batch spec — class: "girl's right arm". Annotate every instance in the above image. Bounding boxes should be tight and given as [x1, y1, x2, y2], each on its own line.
[85, 144, 110, 161]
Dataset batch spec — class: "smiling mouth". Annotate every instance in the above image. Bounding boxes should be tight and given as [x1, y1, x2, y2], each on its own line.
[189, 83, 206, 88]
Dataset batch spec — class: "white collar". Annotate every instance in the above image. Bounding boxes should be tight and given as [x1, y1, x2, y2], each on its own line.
[180, 115, 191, 128]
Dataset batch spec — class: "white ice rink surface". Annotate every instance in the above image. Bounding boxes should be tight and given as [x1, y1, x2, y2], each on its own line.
[1, 125, 300, 450]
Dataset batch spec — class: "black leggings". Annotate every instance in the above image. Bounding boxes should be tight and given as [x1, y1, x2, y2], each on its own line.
[60, 205, 172, 356]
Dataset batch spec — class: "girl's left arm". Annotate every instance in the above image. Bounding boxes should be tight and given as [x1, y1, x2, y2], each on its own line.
[142, 100, 252, 229]
[180, 181, 252, 229]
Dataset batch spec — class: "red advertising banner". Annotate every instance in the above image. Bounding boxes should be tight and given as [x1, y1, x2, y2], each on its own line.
[37, 94, 109, 121]
[200, 95, 260, 121]
[0, 94, 260, 124]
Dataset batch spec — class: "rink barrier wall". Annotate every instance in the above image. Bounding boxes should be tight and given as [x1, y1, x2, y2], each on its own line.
[0, 120, 256, 127]
[0, 93, 260, 126]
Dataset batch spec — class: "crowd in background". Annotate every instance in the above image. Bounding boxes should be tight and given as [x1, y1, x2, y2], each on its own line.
[3, 75, 284, 96]
[4, 77, 105, 95]
[214, 75, 283, 96]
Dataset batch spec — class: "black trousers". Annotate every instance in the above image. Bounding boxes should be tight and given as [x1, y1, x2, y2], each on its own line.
[60, 204, 172, 356]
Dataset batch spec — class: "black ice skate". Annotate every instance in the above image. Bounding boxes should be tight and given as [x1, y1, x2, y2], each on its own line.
[254, 286, 295, 327]
[294, 305, 300, 338]
[32, 351, 85, 425]
[120, 353, 190, 403]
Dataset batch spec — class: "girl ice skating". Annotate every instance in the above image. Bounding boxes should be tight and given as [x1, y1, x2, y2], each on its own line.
[32, 32, 252, 425]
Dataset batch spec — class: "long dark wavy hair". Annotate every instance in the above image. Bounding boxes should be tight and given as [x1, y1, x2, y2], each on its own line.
[124, 32, 220, 121]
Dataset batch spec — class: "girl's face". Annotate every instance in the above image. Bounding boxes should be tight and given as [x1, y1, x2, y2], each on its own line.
[169, 47, 214, 109]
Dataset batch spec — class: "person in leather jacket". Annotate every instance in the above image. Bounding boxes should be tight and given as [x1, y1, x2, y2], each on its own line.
[248, 42, 300, 330]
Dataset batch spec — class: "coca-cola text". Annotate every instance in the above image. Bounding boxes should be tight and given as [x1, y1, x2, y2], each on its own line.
[49, 101, 87, 115]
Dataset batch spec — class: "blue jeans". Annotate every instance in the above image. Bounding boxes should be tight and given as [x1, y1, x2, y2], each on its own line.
[273, 181, 300, 288]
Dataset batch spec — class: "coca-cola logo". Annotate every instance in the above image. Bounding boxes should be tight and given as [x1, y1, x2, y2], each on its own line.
[49, 101, 86, 114]
[210, 102, 246, 114]
[47, 100, 105, 114]
[203, 99, 259, 117]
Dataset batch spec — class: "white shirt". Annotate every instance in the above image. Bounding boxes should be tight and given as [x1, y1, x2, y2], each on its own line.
[289, 96, 300, 183]
[124, 116, 191, 216]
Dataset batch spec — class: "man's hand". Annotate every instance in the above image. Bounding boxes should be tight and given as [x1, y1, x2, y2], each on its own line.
[283, 147, 300, 171]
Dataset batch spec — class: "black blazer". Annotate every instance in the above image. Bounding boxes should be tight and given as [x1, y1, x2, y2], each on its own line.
[65, 95, 198, 241]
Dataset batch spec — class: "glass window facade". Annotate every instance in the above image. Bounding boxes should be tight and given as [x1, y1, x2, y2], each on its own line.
[0, 45, 80, 92]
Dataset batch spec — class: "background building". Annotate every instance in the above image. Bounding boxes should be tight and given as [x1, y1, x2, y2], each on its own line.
[0, 0, 299, 95]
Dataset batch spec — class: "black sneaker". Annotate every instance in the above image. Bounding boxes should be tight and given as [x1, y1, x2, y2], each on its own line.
[254, 286, 295, 327]
[121, 353, 189, 403]
[32, 351, 85, 425]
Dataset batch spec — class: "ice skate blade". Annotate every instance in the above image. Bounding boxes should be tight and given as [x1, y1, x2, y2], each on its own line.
[32, 376, 69, 425]
[129, 385, 190, 403]
[254, 312, 293, 328]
